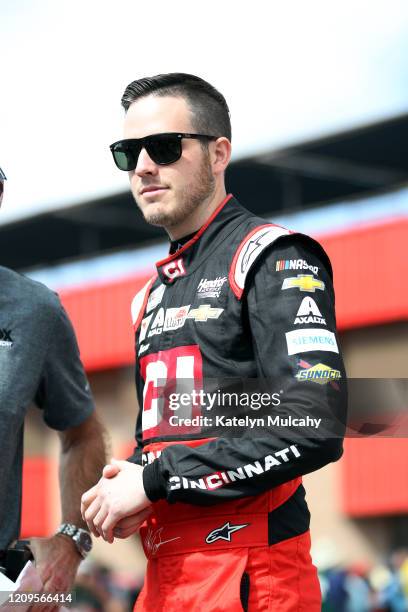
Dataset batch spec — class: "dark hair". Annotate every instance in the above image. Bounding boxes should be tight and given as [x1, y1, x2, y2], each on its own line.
[121, 73, 231, 141]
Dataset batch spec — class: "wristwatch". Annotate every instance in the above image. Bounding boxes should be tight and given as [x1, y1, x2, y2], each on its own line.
[56, 523, 92, 559]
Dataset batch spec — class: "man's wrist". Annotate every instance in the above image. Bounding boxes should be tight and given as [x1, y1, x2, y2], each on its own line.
[56, 524, 92, 559]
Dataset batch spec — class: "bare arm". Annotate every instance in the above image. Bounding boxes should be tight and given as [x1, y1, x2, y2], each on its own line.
[58, 411, 108, 525]
[29, 413, 108, 610]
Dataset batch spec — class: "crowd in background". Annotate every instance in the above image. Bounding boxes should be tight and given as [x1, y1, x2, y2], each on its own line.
[70, 558, 143, 612]
[68, 548, 408, 611]
[321, 549, 408, 612]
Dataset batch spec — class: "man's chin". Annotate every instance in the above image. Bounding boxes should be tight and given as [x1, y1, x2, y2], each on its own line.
[143, 209, 173, 227]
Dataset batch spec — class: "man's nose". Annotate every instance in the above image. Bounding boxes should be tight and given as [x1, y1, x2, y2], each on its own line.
[135, 147, 159, 176]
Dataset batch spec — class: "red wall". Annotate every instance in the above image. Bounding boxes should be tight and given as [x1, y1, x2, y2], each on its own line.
[341, 438, 408, 516]
[21, 458, 53, 537]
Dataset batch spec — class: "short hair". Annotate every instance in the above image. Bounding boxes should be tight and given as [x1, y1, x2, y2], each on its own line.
[121, 73, 231, 141]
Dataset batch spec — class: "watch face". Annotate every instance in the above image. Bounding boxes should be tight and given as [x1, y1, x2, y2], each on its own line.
[73, 529, 92, 557]
[75, 530, 93, 554]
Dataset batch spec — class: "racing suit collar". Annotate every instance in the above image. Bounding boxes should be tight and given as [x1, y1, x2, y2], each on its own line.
[156, 194, 247, 284]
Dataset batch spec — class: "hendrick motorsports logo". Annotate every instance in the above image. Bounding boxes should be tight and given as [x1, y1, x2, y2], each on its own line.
[197, 277, 227, 299]
[206, 522, 248, 544]
[282, 275, 325, 293]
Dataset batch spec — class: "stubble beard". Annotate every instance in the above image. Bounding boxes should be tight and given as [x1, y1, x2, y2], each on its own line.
[137, 151, 216, 229]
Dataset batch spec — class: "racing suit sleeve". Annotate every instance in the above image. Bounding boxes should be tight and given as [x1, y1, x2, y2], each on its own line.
[127, 406, 143, 466]
[142, 234, 347, 505]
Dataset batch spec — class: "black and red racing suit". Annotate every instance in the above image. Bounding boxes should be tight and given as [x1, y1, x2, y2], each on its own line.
[130, 194, 347, 611]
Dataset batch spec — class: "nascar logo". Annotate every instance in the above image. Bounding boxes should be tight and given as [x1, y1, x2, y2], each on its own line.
[276, 259, 319, 275]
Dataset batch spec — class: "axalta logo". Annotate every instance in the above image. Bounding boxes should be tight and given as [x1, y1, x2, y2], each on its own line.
[295, 360, 341, 386]
[187, 305, 224, 322]
[206, 522, 248, 544]
[276, 259, 319, 275]
[0, 329, 13, 348]
[197, 276, 227, 299]
[285, 329, 338, 355]
[169, 445, 301, 491]
[294, 297, 326, 325]
[282, 275, 325, 293]
[162, 258, 186, 282]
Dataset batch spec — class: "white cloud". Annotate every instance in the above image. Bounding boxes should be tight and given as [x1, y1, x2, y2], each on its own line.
[1, 0, 407, 222]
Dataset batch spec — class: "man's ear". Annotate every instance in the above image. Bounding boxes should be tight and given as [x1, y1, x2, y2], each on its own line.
[211, 137, 232, 175]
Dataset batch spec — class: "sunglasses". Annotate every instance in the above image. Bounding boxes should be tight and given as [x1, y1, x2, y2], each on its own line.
[0, 167, 6, 201]
[110, 132, 217, 171]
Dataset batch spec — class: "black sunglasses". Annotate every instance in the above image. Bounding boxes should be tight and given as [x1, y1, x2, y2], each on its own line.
[0, 167, 6, 200]
[110, 132, 217, 171]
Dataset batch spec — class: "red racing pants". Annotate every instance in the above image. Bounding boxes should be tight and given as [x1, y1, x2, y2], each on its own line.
[134, 442, 321, 611]
[135, 532, 320, 611]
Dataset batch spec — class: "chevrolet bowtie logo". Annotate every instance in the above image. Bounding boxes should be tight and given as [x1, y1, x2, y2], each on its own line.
[206, 522, 249, 544]
[187, 305, 224, 322]
[281, 275, 325, 293]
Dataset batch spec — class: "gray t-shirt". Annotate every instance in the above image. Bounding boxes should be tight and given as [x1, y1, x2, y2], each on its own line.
[0, 266, 94, 549]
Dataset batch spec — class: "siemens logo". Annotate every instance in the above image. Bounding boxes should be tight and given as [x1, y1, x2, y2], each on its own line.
[286, 329, 339, 355]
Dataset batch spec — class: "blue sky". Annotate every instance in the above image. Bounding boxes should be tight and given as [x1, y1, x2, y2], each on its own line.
[1, 0, 407, 223]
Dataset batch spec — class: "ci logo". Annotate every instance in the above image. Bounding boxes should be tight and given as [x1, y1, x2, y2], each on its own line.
[162, 258, 186, 282]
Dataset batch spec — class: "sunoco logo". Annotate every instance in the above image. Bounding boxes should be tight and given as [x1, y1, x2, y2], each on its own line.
[295, 360, 341, 386]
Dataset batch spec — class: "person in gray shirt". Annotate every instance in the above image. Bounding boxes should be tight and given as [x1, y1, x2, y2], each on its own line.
[0, 167, 107, 605]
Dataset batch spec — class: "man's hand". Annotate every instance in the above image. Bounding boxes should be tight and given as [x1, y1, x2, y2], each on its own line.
[102, 460, 152, 540]
[28, 535, 81, 612]
[81, 459, 151, 543]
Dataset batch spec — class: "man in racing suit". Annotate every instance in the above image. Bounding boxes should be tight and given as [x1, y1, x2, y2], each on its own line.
[82, 73, 347, 611]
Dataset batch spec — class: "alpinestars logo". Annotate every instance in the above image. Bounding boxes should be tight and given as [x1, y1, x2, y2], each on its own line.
[206, 522, 248, 544]
[0, 329, 13, 348]
[240, 231, 269, 273]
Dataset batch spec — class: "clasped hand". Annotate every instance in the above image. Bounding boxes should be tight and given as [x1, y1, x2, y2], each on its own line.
[81, 460, 152, 543]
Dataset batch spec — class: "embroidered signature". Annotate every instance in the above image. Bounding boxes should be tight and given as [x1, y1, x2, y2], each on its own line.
[145, 527, 181, 556]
